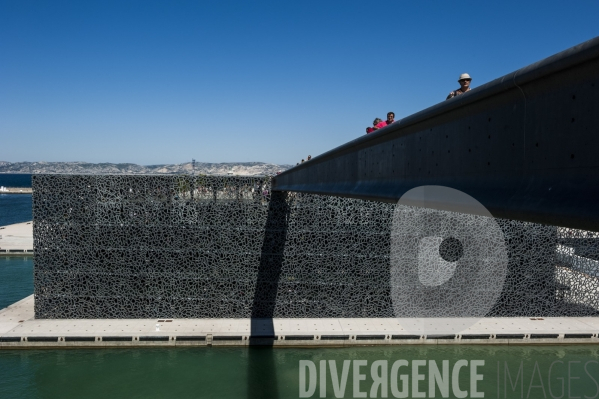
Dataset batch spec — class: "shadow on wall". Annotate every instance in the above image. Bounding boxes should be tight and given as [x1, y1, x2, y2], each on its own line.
[247, 191, 290, 399]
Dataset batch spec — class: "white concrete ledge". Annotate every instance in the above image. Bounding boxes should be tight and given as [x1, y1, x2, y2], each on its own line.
[0, 222, 33, 254]
[2, 296, 599, 348]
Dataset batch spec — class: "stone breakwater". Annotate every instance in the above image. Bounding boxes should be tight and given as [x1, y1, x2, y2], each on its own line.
[0, 187, 32, 194]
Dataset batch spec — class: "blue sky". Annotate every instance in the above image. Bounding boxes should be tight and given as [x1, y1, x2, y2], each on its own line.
[1, 1, 598, 166]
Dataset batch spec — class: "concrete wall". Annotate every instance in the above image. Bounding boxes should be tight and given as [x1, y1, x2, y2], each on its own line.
[32, 175, 597, 319]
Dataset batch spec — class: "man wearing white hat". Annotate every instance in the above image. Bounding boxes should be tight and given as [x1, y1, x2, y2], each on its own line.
[446, 73, 472, 100]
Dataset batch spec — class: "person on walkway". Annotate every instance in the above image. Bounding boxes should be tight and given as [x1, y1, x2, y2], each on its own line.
[386, 112, 395, 125]
[307, 155, 312, 161]
[366, 118, 387, 134]
[446, 73, 472, 100]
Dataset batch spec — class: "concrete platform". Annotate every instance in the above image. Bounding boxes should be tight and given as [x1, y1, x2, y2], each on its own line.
[1, 295, 599, 348]
[0, 221, 33, 255]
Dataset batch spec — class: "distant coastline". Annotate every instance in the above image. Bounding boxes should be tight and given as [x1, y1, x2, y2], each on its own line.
[0, 161, 292, 176]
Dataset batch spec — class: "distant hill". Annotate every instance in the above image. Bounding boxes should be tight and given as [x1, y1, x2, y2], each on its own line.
[0, 161, 292, 176]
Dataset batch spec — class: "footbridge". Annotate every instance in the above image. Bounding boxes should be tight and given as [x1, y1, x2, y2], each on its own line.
[273, 36, 599, 232]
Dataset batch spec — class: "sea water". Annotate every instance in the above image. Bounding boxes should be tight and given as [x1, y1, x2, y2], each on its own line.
[0, 174, 32, 188]
[0, 174, 32, 227]
[0, 257, 33, 310]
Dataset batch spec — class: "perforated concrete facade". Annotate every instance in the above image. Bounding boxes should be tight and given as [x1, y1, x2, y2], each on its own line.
[32, 175, 599, 319]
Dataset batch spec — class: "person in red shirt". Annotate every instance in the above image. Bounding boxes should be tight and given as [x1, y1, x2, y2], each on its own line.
[366, 118, 387, 134]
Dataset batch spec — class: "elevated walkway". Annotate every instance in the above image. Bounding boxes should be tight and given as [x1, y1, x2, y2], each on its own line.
[273, 36, 599, 232]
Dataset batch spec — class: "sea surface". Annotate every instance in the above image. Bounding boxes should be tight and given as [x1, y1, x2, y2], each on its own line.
[0, 195, 32, 227]
[1, 174, 599, 398]
[0, 174, 32, 188]
[0, 257, 33, 310]
[0, 174, 33, 227]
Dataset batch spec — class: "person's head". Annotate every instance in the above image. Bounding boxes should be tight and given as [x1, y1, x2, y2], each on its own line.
[307, 155, 312, 160]
[458, 73, 472, 90]
[386, 112, 395, 122]
[373, 118, 383, 126]
[301, 159, 305, 163]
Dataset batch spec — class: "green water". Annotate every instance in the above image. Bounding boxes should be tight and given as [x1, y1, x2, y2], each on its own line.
[2, 257, 599, 398]
[0, 256, 33, 309]
[1, 346, 599, 398]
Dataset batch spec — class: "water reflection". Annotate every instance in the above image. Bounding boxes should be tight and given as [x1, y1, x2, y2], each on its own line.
[1, 346, 599, 398]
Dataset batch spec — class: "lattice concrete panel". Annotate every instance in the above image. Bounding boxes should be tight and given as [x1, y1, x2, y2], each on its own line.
[32, 175, 599, 319]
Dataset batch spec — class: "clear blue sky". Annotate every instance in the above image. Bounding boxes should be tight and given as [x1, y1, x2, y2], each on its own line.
[1, 1, 597, 166]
